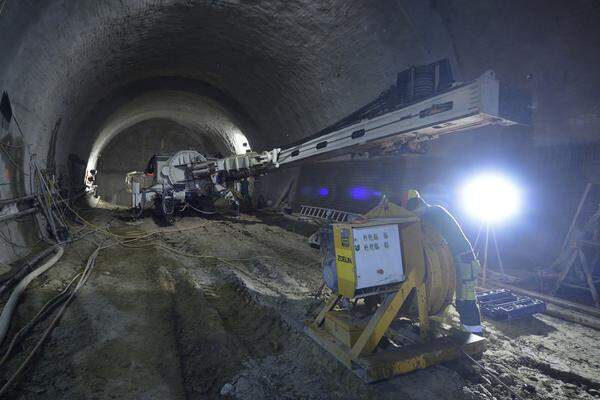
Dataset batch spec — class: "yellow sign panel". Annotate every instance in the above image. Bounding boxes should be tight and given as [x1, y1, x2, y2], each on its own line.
[333, 224, 356, 297]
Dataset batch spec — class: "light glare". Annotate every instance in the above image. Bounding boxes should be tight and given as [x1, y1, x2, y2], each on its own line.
[461, 173, 521, 223]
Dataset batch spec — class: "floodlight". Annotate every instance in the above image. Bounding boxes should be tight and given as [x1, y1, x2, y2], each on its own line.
[460, 173, 521, 223]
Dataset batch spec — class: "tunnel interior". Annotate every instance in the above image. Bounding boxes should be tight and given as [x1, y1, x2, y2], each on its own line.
[1, 1, 600, 399]
[0, 0, 461, 216]
[86, 87, 253, 206]
[1, 0, 450, 188]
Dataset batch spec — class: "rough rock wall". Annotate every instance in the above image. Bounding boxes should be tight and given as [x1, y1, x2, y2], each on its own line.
[433, 0, 600, 145]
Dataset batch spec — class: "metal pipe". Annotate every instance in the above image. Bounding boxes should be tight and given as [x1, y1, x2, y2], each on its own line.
[0, 194, 36, 207]
[545, 303, 600, 331]
[0, 207, 37, 223]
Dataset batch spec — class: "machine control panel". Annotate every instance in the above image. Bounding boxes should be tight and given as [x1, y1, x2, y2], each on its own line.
[352, 225, 405, 290]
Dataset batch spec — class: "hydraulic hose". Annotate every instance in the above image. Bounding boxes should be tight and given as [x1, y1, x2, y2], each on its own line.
[0, 246, 64, 345]
[0, 246, 59, 290]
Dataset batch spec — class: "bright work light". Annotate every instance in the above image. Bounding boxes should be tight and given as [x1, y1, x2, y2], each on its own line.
[460, 172, 521, 223]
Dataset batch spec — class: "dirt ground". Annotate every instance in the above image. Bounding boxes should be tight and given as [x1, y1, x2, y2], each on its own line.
[1, 209, 600, 399]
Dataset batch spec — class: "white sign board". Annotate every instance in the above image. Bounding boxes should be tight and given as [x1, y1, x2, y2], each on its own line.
[352, 224, 405, 290]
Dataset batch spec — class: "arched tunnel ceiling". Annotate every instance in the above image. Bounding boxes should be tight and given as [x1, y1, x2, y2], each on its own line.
[0, 0, 599, 180]
[0, 0, 455, 175]
[84, 89, 252, 172]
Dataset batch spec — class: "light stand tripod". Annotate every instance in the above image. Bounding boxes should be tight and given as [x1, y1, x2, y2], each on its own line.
[472, 221, 505, 284]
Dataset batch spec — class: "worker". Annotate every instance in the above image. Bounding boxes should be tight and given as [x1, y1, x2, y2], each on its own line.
[402, 189, 483, 335]
[240, 177, 252, 209]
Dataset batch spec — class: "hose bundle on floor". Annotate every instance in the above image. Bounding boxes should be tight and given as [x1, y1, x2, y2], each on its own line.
[0, 245, 98, 397]
[0, 246, 61, 297]
[0, 246, 64, 345]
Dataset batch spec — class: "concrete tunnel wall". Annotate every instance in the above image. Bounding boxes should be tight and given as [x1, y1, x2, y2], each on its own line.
[0, 0, 456, 176]
[0, 0, 457, 263]
[0, 0, 600, 265]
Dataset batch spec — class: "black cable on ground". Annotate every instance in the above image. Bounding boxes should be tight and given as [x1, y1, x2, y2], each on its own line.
[0, 272, 81, 367]
[184, 201, 217, 215]
[0, 246, 59, 295]
[0, 246, 102, 396]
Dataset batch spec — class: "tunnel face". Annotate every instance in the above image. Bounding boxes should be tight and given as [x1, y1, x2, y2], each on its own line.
[86, 90, 253, 165]
[94, 117, 233, 206]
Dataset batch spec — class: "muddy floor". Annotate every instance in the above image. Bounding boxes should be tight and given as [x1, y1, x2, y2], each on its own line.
[1, 209, 599, 399]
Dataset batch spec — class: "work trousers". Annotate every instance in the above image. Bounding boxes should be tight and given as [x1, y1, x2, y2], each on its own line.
[454, 259, 482, 326]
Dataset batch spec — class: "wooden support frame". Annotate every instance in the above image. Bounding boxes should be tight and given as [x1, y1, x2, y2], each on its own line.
[552, 241, 600, 308]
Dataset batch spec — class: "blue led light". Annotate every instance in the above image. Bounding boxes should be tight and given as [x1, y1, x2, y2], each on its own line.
[318, 187, 329, 196]
[349, 186, 370, 200]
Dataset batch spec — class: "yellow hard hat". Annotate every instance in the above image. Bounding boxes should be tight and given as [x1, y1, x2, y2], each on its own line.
[401, 189, 421, 208]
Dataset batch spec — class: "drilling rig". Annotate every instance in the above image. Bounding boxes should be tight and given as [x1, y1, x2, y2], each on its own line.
[126, 60, 527, 223]
[124, 60, 528, 380]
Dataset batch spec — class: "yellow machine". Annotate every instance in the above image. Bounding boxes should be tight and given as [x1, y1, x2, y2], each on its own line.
[305, 200, 485, 382]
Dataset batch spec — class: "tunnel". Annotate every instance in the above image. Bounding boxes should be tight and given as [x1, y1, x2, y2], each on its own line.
[1, 1, 600, 399]
[0, 1, 456, 195]
[1, 1, 599, 228]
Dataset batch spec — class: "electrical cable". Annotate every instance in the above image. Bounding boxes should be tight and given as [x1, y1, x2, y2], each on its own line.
[0, 245, 101, 397]
[32, 161, 72, 241]
[0, 271, 81, 367]
[184, 200, 217, 215]
[0, 144, 25, 173]
[0, 212, 317, 394]
[41, 171, 70, 230]
[31, 165, 60, 241]
[56, 193, 218, 242]
[0, 141, 25, 148]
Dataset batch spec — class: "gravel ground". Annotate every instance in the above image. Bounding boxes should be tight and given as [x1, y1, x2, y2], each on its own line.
[1, 209, 599, 399]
